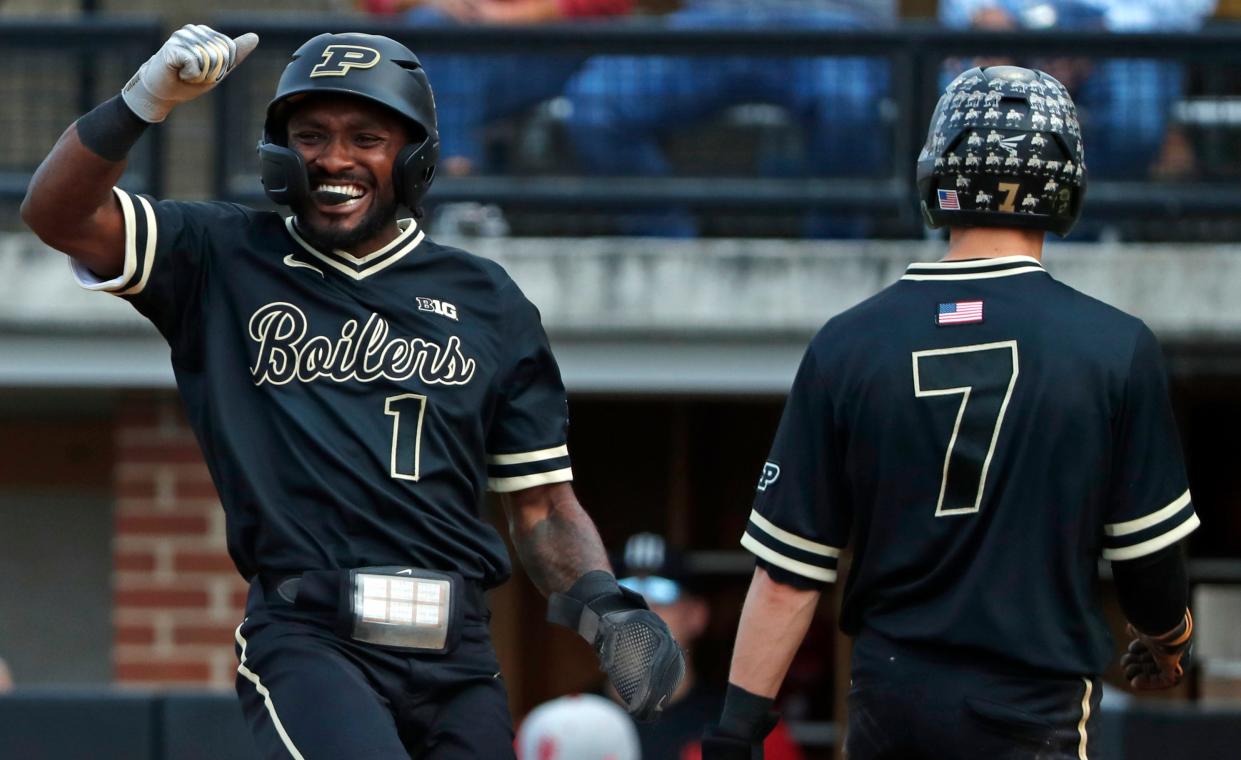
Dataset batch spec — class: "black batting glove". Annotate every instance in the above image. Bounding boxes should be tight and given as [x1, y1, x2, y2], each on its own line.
[548, 570, 686, 721]
[1122, 608, 1193, 691]
[702, 683, 779, 760]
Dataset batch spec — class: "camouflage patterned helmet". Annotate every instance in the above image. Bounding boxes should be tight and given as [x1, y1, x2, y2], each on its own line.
[916, 65, 1086, 237]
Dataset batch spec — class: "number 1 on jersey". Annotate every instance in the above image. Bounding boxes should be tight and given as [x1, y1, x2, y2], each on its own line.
[385, 393, 428, 481]
[912, 341, 1019, 517]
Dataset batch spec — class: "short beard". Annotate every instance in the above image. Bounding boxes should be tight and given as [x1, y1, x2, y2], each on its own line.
[292, 192, 401, 255]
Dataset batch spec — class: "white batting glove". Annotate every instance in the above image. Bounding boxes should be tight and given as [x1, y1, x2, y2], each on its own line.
[122, 24, 259, 123]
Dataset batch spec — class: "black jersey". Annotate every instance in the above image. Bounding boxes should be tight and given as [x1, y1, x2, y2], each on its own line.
[742, 256, 1199, 676]
[76, 188, 573, 586]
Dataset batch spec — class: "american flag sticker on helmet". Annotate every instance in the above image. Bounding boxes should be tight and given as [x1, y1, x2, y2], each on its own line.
[937, 300, 984, 325]
[937, 189, 960, 210]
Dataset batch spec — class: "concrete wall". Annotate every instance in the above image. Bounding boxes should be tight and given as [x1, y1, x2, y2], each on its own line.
[4, 233, 1241, 392]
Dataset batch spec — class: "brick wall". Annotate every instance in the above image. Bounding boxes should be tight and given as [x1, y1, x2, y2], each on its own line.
[112, 391, 246, 688]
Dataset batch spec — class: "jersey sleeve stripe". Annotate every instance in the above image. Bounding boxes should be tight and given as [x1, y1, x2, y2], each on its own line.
[71, 187, 144, 292]
[743, 522, 839, 571]
[117, 193, 158, 296]
[740, 533, 837, 583]
[486, 455, 572, 480]
[487, 467, 573, 493]
[1104, 490, 1192, 536]
[1102, 512, 1200, 561]
[747, 509, 840, 558]
[487, 445, 570, 466]
[1102, 500, 1196, 551]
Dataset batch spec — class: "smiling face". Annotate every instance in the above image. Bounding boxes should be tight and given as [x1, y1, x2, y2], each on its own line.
[285, 94, 412, 256]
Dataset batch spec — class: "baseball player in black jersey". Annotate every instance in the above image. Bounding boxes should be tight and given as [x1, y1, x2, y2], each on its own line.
[702, 66, 1198, 760]
[23, 25, 683, 759]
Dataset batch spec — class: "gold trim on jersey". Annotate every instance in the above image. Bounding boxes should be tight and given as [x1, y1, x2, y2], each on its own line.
[72, 187, 158, 295]
[1102, 513, 1200, 562]
[747, 510, 840, 558]
[740, 533, 837, 583]
[1104, 490, 1191, 536]
[118, 192, 158, 296]
[488, 467, 574, 493]
[285, 216, 425, 281]
[487, 445, 570, 466]
[1077, 678, 1092, 760]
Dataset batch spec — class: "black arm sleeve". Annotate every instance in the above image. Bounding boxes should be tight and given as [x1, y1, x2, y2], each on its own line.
[1112, 542, 1188, 635]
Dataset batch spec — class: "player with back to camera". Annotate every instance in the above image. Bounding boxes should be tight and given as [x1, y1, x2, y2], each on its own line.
[21, 24, 683, 759]
[700, 66, 1199, 760]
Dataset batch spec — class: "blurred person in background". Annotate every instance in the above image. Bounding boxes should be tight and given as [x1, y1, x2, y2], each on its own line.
[617, 533, 803, 760]
[0, 658, 13, 692]
[940, 0, 1217, 180]
[564, 0, 895, 238]
[516, 693, 641, 760]
[701, 66, 1197, 759]
[356, 0, 633, 179]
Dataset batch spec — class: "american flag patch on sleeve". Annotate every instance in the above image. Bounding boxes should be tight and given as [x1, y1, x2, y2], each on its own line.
[937, 189, 960, 210]
[937, 300, 984, 325]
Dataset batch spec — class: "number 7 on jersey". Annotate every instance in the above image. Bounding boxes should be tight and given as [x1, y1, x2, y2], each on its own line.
[912, 341, 1019, 517]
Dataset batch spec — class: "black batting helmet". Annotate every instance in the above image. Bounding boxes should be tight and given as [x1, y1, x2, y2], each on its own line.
[258, 32, 439, 211]
[917, 66, 1086, 237]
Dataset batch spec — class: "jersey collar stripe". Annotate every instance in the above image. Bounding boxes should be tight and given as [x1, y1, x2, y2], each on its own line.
[906, 255, 1042, 270]
[901, 266, 1046, 282]
[747, 509, 840, 558]
[488, 467, 574, 493]
[487, 445, 570, 466]
[234, 624, 307, 760]
[1104, 490, 1192, 537]
[901, 256, 1047, 282]
[741, 533, 837, 583]
[1101, 513, 1200, 562]
[285, 217, 424, 281]
[118, 194, 159, 296]
[349, 230, 424, 279]
[343, 218, 420, 264]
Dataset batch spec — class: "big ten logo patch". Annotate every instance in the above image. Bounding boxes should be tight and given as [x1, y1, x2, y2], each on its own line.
[311, 45, 381, 78]
[416, 297, 458, 321]
[757, 462, 781, 492]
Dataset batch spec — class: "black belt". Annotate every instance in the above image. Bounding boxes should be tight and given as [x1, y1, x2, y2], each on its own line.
[256, 570, 489, 621]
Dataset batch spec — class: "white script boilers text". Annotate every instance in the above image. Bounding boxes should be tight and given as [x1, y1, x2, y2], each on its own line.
[248, 302, 477, 386]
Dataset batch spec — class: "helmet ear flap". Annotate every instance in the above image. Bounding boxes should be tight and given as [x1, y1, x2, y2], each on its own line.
[393, 134, 440, 210]
[258, 140, 311, 207]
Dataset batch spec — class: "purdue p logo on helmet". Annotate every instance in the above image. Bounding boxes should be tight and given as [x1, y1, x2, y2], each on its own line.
[258, 32, 440, 212]
[916, 65, 1086, 237]
[310, 45, 382, 78]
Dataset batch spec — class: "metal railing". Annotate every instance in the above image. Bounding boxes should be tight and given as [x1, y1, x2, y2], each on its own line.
[8, 17, 1241, 236]
[0, 19, 164, 201]
[205, 18, 1241, 236]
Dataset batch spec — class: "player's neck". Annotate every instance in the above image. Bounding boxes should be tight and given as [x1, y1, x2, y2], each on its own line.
[944, 227, 1044, 263]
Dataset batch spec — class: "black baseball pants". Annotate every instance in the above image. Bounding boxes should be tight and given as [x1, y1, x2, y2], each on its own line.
[234, 580, 515, 760]
[844, 631, 1102, 760]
